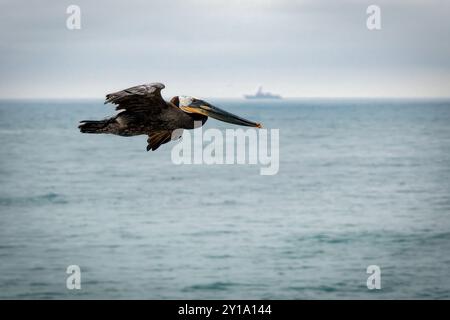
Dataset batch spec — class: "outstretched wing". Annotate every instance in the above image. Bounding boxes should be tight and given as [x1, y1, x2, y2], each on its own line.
[147, 131, 173, 151]
[147, 129, 183, 151]
[105, 82, 167, 113]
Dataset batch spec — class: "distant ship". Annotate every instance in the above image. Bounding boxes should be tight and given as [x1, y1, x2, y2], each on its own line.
[244, 86, 282, 99]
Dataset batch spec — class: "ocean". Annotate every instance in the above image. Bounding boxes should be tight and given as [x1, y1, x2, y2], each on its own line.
[0, 98, 449, 299]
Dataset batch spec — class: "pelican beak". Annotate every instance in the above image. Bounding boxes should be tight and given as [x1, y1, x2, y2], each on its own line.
[181, 100, 262, 128]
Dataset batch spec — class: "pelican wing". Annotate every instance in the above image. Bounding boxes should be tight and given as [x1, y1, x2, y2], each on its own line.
[147, 129, 183, 151]
[105, 82, 167, 113]
[147, 131, 173, 151]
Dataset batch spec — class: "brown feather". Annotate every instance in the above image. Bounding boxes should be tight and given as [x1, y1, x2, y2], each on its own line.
[147, 131, 173, 151]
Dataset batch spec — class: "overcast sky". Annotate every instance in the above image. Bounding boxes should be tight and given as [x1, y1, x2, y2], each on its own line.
[0, 0, 449, 98]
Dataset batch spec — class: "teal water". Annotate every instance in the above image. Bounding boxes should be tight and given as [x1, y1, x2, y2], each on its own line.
[0, 98, 449, 299]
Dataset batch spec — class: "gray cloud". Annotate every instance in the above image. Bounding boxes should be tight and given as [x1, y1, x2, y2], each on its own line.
[0, 0, 449, 98]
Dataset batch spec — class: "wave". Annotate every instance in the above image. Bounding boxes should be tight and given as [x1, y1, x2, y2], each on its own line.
[0, 193, 68, 206]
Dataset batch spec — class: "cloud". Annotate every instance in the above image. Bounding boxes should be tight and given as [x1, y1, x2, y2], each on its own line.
[0, 0, 449, 98]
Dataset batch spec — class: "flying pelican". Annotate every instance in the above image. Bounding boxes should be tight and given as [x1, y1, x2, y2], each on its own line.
[79, 83, 262, 151]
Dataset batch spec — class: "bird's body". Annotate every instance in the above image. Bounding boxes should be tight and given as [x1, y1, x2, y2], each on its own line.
[79, 82, 261, 151]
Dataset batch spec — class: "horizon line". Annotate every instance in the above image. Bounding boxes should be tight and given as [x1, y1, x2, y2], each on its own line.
[1, 96, 450, 100]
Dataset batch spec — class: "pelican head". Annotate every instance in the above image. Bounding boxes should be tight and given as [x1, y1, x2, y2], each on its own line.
[171, 95, 262, 128]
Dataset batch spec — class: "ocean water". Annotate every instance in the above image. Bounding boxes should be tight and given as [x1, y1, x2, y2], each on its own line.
[0, 98, 450, 299]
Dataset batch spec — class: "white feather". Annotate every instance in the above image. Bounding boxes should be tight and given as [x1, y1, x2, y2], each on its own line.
[178, 96, 196, 107]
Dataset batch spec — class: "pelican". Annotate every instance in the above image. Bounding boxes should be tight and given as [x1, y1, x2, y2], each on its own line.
[79, 82, 262, 151]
